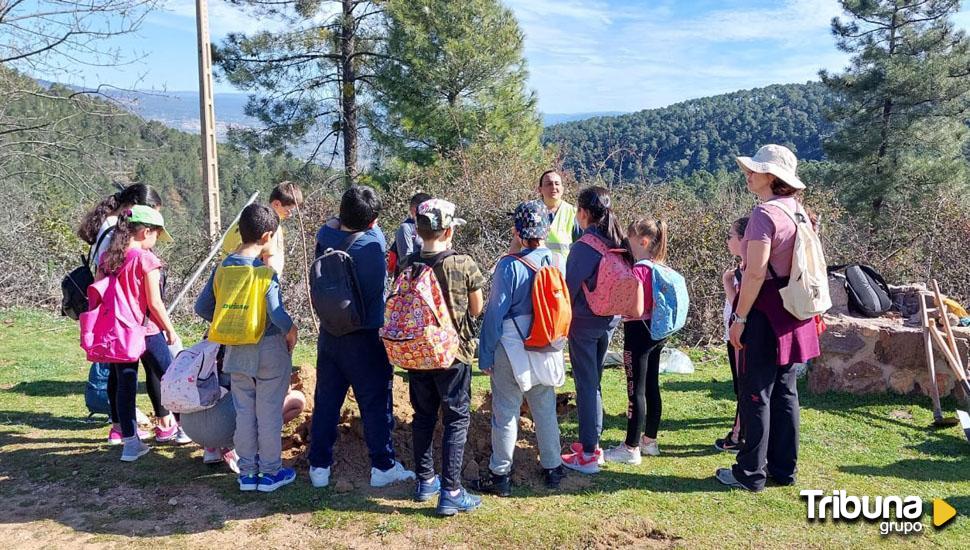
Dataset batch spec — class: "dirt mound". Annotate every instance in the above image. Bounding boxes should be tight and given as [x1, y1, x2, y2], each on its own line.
[282, 364, 590, 491]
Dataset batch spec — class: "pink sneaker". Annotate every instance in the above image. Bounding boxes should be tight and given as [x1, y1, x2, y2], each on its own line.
[561, 450, 601, 474]
[108, 425, 150, 445]
[222, 448, 240, 474]
[155, 424, 192, 445]
[569, 442, 605, 466]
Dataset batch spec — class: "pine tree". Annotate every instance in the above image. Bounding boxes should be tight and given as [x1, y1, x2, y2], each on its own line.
[372, 0, 541, 165]
[820, 0, 970, 216]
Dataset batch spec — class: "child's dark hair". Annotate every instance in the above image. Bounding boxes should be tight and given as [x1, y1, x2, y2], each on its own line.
[98, 215, 163, 276]
[238, 203, 280, 244]
[537, 169, 559, 188]
[269, 181, 303, 207]
[628, 219, 668, 264]
[77, 184, 162, 244]
[409, 192, 432, 211]
[731, 217, 749, 239]
[577, 186, 633, 264]
[340, 185, 382, 231]
[416, 225, 447, 242]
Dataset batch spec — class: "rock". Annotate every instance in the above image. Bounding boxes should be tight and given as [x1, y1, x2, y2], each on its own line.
[889, 369, 917, 394]
[874, 329, 924, 369]
[820, 328, 866, 356]
[463, 460, 480, 481]
[808, 362, 837, 394]
[889, 409, 913, 420]
[844, 361, 885, 394]
[168, 497, 178, 506]
[334, 480, 353, 493]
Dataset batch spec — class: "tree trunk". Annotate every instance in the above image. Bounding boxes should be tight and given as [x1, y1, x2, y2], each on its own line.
[872, 6, 899, 219]
[341, 0, 359, 184]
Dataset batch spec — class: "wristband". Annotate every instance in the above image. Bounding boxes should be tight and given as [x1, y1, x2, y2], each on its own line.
[731, 313, 747, 324]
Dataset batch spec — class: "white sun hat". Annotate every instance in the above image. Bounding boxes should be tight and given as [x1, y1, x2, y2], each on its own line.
[736, 144, 806, 190]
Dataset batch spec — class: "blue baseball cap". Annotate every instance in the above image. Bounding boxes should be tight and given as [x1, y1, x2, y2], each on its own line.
[513, 200, 550, 239]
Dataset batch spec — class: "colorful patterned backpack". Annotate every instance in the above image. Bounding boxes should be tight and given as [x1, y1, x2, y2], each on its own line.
[381, 260, 460, 371]
[578, 234, 644, 319]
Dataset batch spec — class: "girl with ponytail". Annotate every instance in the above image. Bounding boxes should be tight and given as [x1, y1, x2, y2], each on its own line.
[604, 218, 669, 465]
[561, 186, 633, 474]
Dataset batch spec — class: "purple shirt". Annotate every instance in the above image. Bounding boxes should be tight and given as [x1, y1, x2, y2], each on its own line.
[742, 196, 799, 278]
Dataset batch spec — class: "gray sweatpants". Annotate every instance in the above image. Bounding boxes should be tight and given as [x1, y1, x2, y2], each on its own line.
[229, 335, 291, 476]
[489, 343, 563, 475]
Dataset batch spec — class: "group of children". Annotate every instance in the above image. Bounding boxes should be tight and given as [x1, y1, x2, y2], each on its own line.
[79, 177, 731, 516]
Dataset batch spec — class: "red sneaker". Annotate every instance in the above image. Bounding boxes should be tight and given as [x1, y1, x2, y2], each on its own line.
[569, 442, 605, 466]
[561, 450, 601, 474]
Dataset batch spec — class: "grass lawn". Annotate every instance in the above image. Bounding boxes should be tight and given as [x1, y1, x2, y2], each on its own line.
[0, 307, 967, 548]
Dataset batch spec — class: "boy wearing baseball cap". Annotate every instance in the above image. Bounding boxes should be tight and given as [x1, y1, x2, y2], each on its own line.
[402, 198, 485, 516]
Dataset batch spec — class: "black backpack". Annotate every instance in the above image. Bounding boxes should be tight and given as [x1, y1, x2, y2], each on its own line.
[310, 232, 366, 336]
[61, 228, 113, 320]
[832, 264, 892, 317]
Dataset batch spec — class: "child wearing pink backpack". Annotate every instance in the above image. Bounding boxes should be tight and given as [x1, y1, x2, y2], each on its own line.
[562, 186, 640, 474]
[86, 206, 181, 462]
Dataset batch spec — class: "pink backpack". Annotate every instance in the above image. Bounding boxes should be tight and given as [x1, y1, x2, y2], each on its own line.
[79, 275, 147, 363]
[380, 262, 460, 371]
[579, 234, 644, 318]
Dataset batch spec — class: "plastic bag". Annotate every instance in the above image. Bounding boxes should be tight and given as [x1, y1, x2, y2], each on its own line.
[659, 347, 694, 374]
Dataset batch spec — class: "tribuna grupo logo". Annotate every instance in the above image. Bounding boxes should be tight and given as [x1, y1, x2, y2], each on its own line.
[801, 490, 957, 535]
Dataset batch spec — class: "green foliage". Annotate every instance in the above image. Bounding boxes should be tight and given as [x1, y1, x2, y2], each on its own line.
[372, 0, 542, 165]
[543, 82, 836, 185]
[821, 0, 970, 215]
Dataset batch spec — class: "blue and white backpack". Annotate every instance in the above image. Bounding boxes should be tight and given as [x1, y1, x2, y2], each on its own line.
[638, 260, 689, 340]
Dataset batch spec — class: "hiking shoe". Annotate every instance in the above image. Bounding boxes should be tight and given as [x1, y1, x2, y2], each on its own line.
[108, 425, 150, 445]
[604, 444, 642, 465]
[309, 466, 331, 488]
[222, 449, 240, 474]
[238, 473, 259, 492]
[562, 450, 601, 474]
[436, 488, 482, 516]
[715, 468, 758, 492]
[543, 465, 567, 490]
[714, 435, 742, 453]
[640, 437, 661, 457]
[472, 472, 512, 497]
[120, 436, 150, 462]
[569, 442, 605, 465]
[258, 468, 297, 493]
[155, 424, 192, 445]
[414, 475, 441, 502]
[371, 461, 416, 488]
[202, 447, 222, 464]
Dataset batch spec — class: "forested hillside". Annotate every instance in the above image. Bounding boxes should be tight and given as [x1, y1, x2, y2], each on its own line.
[543, 82, 837, 184]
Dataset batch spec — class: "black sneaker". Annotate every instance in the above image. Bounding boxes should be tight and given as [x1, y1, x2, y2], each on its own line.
[472, 472, 512, 498]
[544, 465, 567, 490]
[714, 433, 743, 453]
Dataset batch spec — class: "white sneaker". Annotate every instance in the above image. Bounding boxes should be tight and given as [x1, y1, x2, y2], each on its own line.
[604, 444, 642, 465]
[120, 437, 150, 462]
[202, 447, 222, 464]
[640, 437, 661, 456]
[370, 461, 416, 488]
[309, 466, 331, 488]
[135, 407, 151, 426]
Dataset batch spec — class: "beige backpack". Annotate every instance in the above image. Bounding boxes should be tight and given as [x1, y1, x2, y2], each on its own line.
[766, 201, 831, 320]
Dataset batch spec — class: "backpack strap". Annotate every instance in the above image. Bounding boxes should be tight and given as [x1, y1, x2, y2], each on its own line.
[340, 231, 365, 252]
[87, 225, 114, 271]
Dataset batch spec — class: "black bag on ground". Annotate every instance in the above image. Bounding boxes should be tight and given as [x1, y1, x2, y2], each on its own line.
[310, 232, 366, 336]
[839, 264, 892, 317]
[60, 228, 113, 320]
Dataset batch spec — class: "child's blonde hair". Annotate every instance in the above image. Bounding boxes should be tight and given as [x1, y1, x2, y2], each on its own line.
[627, 218, 668, 264]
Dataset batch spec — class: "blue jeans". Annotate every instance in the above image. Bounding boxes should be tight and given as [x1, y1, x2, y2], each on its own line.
[309, 329, 395, 471]
[568, 324, 613, 454]
[109, 332, 173, 437]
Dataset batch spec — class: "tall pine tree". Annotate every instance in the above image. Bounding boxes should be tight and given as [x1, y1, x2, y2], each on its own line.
[821, 0, 970, 216]
[372, 0, 541, 165]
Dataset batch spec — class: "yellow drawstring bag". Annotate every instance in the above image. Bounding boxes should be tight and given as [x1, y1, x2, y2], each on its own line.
[208, 265, 276, 345]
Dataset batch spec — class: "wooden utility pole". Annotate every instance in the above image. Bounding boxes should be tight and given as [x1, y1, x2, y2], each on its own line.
[196, 0, 221, 239]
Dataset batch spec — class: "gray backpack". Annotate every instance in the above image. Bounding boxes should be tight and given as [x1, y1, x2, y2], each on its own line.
[310, 232, 365, 336]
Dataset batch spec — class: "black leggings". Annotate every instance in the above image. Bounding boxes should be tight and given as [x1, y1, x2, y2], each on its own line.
[623, 321, 665, 446]
[107, 332, 172, 423]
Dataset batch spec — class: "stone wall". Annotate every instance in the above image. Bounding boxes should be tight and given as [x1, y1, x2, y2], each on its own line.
[809, 279, 969, 397]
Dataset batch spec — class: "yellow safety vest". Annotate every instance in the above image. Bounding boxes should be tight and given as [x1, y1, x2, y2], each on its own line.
[208, 264, 276, 345]
[546, 201, 577, 259]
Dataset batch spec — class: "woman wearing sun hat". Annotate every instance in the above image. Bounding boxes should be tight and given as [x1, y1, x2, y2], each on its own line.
[715, 144, 822, 492]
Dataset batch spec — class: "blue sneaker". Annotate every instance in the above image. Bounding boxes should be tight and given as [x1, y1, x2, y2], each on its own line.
[238, 473, 259, 492]
[414, 475, 441, 502]
[257, 467, 296, 493]
[436, 488, 482, 516]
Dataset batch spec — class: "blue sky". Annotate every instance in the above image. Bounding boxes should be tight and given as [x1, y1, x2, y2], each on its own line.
[37, 0, 970, 113]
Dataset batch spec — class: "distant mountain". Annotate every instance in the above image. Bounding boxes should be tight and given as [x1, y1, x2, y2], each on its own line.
[542, 82, 837, 184]
[102, 90, 258, 141]
[542, 111, 627, 126]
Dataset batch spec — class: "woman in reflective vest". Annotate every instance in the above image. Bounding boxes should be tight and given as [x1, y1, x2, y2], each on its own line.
[537, 170, 582, 260]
